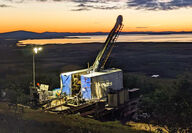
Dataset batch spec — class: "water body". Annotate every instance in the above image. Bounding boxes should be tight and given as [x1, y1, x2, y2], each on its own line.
[17, 34, 192, 46]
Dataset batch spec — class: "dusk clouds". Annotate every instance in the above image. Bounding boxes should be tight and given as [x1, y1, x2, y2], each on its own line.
[2, 0, 192, 10]
[71, 2, 122, 11]
[0, 4, 11, 7]
[127, 0, 192, 10]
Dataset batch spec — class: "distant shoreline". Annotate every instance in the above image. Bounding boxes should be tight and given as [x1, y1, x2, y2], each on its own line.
[17, 34, 192, 46]
[1, 30, 192, 40]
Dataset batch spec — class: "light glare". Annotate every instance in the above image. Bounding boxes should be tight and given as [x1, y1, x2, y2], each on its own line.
[34, 48, 38, 54]
[33, 47, 42, 54]
[38, 47, 42, 51]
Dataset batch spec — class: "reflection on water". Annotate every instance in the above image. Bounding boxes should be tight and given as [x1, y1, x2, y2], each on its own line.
[17, 36, 106, 46]
[17, 34, 192, 46]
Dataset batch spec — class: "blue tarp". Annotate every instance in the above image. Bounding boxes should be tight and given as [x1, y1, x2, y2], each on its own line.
[81, 76, 91, 100]
[61, 74, 71, 95]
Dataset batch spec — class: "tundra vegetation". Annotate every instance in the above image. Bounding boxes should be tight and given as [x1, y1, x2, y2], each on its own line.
[1, 72, 192, 133]
[1, 40, 192, 132]
[124, 73, 192, 133]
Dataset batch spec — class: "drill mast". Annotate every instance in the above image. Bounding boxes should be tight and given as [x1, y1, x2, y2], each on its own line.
[92, 15, 123, 72]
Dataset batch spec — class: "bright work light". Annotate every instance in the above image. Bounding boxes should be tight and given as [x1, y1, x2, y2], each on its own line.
[32, 47, 43, 87]
[33, 47, 42, 54]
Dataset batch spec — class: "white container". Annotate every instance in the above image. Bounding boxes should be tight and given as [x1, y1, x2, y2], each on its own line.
[81, 68, 123, 100]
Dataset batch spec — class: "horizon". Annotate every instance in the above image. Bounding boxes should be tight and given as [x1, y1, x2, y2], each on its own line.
[1, 0, 192, 33]
[2, 30, 192, 34]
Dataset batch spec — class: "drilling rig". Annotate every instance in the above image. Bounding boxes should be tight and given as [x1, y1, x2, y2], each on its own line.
[60, 15, 124, 101]
[42, 15, 140, 120]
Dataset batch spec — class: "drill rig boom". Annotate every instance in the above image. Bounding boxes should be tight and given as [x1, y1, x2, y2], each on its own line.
[92, 15, 123, 72]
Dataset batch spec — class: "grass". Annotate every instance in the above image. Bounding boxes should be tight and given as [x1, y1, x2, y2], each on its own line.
[127, 121, 168, 133]
[0, 102, 149, 133]
[2, 41, 192, 132]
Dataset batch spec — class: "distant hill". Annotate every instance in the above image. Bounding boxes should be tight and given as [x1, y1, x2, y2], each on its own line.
[0, 30, 108, 40]
[0, 30, 192, 40]
[0, 31, 42, 39]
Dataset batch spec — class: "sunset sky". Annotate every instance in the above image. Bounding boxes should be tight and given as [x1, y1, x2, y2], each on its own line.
[1, 0, 192, 33]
